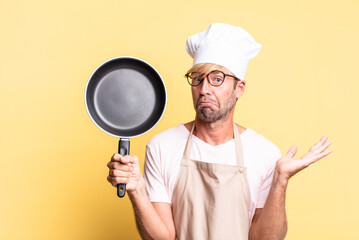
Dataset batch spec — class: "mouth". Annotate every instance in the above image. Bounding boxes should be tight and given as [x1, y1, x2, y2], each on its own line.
[196, 97, 218, 108]
[198, 101, 213, 105]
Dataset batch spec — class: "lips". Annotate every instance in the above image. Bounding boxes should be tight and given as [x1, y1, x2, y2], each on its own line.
[199, 101, 213, 104]
[198, 101, 213, 105]
[196, 97, 218, 108]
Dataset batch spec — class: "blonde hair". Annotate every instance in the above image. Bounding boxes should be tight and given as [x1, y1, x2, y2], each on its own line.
[186, 63, 223, 76]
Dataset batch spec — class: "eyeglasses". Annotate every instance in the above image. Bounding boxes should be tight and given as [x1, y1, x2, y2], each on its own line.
[185, 70, 240, 87]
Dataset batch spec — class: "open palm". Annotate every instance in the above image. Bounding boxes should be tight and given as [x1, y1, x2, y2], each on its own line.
[276, 136, 332, 180]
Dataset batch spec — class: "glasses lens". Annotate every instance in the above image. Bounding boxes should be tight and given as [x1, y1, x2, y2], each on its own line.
[208, 71, 224, 86]
[188, 73, 203, 86]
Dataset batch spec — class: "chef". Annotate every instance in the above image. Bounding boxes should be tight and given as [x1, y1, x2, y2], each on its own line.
[107, 23, 332, 240]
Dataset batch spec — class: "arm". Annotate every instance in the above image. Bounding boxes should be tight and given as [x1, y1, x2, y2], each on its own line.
[249, 170, 288, 240]
[249, 136, 332, 240]
[107, 154, 175, 240]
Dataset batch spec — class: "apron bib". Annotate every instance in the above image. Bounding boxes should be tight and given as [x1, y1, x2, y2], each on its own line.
[172, 122, 251, 240]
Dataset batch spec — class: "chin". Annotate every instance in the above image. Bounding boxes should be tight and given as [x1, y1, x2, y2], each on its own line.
[197, 109, 218, 123]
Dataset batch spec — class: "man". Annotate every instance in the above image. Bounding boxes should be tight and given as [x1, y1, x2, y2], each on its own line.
[107, 23, 332, 240]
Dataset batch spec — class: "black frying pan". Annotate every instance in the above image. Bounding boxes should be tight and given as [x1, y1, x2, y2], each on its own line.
[85, 56, 166, 198]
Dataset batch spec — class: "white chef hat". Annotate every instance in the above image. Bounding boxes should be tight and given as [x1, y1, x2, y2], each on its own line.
[186, 23, 262, 80]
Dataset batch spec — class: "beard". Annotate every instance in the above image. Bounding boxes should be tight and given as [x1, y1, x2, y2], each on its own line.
[195, 92, 236, 123]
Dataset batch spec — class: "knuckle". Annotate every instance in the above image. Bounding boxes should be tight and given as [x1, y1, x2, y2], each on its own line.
[109, 162, 116, 169]
[108, 177, 116, 187]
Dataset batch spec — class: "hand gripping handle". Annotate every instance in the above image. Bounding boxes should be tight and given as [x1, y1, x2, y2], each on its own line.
[117, 139, 130, 198]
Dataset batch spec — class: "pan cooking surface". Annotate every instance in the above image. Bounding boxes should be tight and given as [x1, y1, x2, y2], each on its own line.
[86, 57, 166, 138]
[94, 69, 156, 129]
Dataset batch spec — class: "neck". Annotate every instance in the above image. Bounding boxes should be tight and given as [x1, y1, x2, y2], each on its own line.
[193, 112, 235, 146]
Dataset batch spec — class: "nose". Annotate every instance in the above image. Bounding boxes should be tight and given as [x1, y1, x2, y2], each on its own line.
[199, 77, 211, 95]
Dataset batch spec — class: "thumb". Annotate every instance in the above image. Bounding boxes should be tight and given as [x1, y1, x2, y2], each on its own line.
[286, 145, 297, 158]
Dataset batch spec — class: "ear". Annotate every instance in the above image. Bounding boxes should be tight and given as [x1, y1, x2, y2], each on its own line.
[235, 80, 246, 99]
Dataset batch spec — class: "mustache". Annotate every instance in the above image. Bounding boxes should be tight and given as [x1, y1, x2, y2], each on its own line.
[196, 96, 219, 108]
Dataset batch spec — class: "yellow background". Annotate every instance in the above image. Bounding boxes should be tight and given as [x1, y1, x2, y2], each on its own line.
[1, 0, 358, 239]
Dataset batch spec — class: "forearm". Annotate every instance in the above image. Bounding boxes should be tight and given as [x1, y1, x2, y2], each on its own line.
[128, 178, 173, 240]
[249, 170, 288, 240]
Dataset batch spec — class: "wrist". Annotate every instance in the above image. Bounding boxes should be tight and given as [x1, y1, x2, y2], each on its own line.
[272, 168, 289, 190]
[128, 177, 147, 199]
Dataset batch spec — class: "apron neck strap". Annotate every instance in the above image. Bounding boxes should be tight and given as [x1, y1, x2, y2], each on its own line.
[183, 122, 195, 159]
[233, 124, 245, 168]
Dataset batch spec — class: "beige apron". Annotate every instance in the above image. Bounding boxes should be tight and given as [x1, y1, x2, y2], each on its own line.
[172, 122, 251, 240]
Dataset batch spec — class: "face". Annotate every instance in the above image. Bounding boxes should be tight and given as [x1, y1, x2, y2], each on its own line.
[191, 66, 245, 123]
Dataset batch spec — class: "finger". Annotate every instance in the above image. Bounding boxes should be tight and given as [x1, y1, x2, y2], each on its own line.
[286, 145, 297, 158]
[315, 141, 332, 154]
[108, 162, 133, 170]
[108, 176, 129, 187]
[107, 175, 129, 185]
[315, 149, 332, 161]
[310, 136, 329, 151]
[111, 153, 123, 162]
[305, 149, 332, 165]
[119, 155, 135, 164]
[107, 159, 123, 167]
[107, 175, 124, 187]
[109, 169, 132, 177]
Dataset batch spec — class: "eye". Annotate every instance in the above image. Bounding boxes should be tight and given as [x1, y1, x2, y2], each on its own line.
[193, 77, 202, 83]
[208, 71, 225, 85]
[210, 75, 224, 85]
[214, 77, 223, 83]
[190, 74, 203, 84]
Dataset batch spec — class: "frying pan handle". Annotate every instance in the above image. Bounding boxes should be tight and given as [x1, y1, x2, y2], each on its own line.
[117, 138, 130, 198]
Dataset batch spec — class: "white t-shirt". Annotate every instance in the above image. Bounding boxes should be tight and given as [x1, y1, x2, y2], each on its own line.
[143, 124, 282, 223]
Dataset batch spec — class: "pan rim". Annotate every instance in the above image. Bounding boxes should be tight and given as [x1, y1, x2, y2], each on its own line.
[84, 56, 167, 139]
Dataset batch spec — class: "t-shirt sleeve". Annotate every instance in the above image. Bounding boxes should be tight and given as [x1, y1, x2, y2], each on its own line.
[143, 145, 171, 203]
[256, 147, 282, 208]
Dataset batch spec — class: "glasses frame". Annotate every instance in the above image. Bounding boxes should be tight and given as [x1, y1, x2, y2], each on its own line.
[185, 70, 240, 87]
